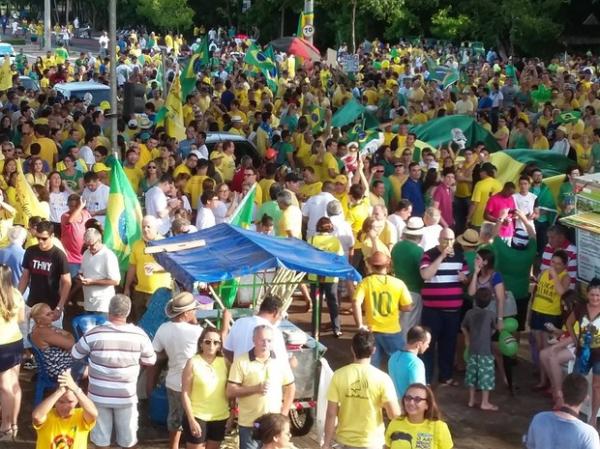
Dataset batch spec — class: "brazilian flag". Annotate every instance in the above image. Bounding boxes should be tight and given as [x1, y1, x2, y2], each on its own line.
[308, 104, 325, 133]
[557, 110, 582, 125]
[181, 36, 209, 101]
[104, 156, 143, 273]
[245, 43, 279, 94]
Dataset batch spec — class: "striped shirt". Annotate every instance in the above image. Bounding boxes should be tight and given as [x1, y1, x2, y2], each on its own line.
[539, 242, 577, 288]
[72, 322, 156, 407]
[420, 247, 468, 310]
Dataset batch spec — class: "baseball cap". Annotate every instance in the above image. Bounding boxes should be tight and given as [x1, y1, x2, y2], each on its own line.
[284, 172, 302, 183]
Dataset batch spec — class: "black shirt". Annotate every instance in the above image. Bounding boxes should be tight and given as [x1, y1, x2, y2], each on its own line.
[22, 245, 69, 308]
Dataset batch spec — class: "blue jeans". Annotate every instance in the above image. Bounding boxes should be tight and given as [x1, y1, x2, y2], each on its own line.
[421, 307, 461, 383]
[371, 331, 405, 369]
[239, 426, 261, 449]
[310, 282, 340, 333]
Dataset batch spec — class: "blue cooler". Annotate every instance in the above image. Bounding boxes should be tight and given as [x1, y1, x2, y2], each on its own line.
[149, 384, 168, 426]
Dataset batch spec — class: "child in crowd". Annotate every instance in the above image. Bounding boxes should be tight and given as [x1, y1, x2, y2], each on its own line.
[462, 287, 498, 411]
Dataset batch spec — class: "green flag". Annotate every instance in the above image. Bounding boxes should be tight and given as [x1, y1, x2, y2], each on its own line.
[181, 36, 209, 101]
[331, 98, 366, 128]
[220, 184, 258, 307]
[427, 60, 459, 89]
[229, 183, 257, 229]
[557, 110, 582, 125]
[154, 106, 168, 126]
[103, 156, 143, 273]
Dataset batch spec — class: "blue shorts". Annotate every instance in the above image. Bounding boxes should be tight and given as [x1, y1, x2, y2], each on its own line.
[0, 339, 23, 372]
[575, 357, 600, 376]
[529, 310, 562, 332]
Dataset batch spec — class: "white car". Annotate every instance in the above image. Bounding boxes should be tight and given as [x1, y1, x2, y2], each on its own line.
[0, 43, 16, 64]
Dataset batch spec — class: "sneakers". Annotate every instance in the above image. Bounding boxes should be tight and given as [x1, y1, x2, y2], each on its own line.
[333, 330, 343, 338]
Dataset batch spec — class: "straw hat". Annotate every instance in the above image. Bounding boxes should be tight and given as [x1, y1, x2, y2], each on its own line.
[403, 217, 425, 236]
[164, 292, 199, 318]
[456, 229, 480, 248]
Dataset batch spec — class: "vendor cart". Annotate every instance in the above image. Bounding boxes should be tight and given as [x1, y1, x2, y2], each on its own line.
[147, 223, 360, 435]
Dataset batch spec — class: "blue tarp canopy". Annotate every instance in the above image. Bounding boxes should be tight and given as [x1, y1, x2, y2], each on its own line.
[150, 223, 361, 290]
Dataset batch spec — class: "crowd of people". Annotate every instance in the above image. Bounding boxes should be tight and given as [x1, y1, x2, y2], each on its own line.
[0, 21, 600, 449]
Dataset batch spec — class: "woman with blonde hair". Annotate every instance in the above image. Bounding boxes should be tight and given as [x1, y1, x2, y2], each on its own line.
[0, 265, 25, 441]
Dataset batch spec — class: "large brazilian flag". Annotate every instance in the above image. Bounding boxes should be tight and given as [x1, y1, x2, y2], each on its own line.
[104, 156, 143, 273]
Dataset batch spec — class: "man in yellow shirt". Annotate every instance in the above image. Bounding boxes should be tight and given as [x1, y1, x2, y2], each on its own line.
[124, 215, 172, 321]
[276, 190, 302, 238]
[227, 325, 295, 449]
[352, 251, 413, 368]
[323, 331, 400, 449]
[123, 148, 144, 194]
[33, 370, 97, 449]
[468, 162, 502, 228]
[32, 124, 58, 168]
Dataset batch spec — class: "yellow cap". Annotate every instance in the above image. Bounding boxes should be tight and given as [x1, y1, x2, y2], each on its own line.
[93, 162, 110, 173]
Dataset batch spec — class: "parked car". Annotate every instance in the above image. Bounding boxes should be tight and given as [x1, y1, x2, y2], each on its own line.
[54, 81, 110, 106]
[18, 75, 40, 92]
[206, 132, 260, 167]
[0, 43, 16, 64]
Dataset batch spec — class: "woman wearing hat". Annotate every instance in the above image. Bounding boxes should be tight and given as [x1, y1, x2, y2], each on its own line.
[181, 327, 230, 449]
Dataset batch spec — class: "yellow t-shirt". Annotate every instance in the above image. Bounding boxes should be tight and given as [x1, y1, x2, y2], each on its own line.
[532, 270, 568, 316]
[470, 177, 502, 226]
[33, 137, 58, 168]
[308, 234, 344, 282]
[532, 136, 549, 150]
[34, 408, 95, 449]
[173, 163, 192, 178]
[130, 239, 172, 294]
[185, 175, 208, 210]
[228, 351, 294, 427]
[353, 274, 412, 333]
[348, 199, 371, 249]
[258, 178, 276, 204]
[299, 181, 323, 199]
[455, 160, 476, 199]
[189, 355, 230, 421]
[277, 205, 302, 238]
[0, 288, 23, 345]
[221, 154, 236, 182]
[327, 363, 397, 448]
[385, 417, 453, 449]
[124, 166, 144, 194]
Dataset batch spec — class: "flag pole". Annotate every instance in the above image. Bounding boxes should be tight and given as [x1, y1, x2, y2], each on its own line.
[109, 0, 118, 158]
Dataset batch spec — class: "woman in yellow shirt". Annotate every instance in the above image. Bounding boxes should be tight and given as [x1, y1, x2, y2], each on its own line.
[0, 158, 17, 191]
[385, 384, 453, 449]
[572, 134, 592, 172]
[530, 250, 570, 375]
[359, 217, 390, 274]
[181, 327, 230, 449]
[0, 265, 25, 441]
[532, 125, 549, 150]
[25, 156, 48, 186]
[309, 217, 344, 337]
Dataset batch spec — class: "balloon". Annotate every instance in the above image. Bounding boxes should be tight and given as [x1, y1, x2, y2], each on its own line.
[499, 331, 519, 357]
[503, 317, 519, 334]
[373, 61, 382, 70]
[381, 60, 390, 70]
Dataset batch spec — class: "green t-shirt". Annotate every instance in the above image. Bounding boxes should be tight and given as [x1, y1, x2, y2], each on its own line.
[60, 170, 83, 192]
[531, 183, 557, 223]
[256, 200, 282, 227]
[275, 141, 294, 167]
[391, 240, 424, 293]
[491, 236, 536, 300]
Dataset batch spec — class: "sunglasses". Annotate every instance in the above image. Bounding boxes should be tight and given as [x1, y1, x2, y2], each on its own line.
[148, 166, 157, 169]
[403, 395, 427, 404]
[203, 339, 221, 346]
[37, 236, 50, 241]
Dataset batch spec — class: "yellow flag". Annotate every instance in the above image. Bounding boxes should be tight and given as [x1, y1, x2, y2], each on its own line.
[15, 159, 47, 225]
[165, 73, 186, 141]
[0, 56, 12, 91]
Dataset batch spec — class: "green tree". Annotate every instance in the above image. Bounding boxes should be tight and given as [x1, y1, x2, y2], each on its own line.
[137, 0, 195, 32]
[430, 6, 472, 41]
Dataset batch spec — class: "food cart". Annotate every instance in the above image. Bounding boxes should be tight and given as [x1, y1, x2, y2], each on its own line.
[147, 223, 361, 435]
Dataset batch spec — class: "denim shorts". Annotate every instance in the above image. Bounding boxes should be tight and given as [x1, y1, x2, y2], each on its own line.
[575, 357, 600, 376]
[529, 310, 562, 332]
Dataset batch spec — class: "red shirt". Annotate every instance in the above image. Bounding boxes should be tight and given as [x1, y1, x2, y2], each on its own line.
[485, 193, 516, 238]
[432, 184, 454, 227]
[60, 209, 91, 264]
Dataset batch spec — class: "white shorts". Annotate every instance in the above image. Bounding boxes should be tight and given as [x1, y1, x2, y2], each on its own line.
[91, 404, 139, 448]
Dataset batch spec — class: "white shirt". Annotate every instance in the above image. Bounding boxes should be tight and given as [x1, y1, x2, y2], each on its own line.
[145, 185, 171, 236]
[82, 183, 109, 226]
[80, 245, 121, 313]
[551, 138, 570, 157]
[330, 214, 355, 256]
[195, 144, 209, 160]
[152, 321, 202, 392]
[301, 191, 336, 239]
[513, 191, 538, 230]
[214, 200, 230, 224]
[388, 215, 406, 240]
[223, 315, 288, 363]
[420, 224, 443, 251]
[98, 35, 109, 50]
[79, 145, 95, 166]
[195, 206, 216, 230]
[49, 191, 69, 223]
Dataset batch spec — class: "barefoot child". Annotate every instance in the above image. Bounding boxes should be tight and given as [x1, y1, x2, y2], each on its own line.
[462, 287, 498, 411]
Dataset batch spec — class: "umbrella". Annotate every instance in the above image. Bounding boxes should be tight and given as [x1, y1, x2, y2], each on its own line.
[269, 36, 321, 61]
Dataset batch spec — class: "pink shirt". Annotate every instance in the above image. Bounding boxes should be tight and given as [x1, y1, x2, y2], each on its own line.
[485, 193, 516, 238]
[432, 184, 454, 227]
[60, 209, 92, 264]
